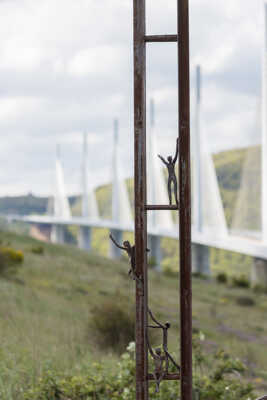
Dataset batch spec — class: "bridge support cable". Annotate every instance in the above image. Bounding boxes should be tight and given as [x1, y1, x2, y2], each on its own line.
[79, 132, 99, 251]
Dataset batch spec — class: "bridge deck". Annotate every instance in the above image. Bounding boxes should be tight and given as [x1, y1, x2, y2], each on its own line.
[5, 214, 267, 261]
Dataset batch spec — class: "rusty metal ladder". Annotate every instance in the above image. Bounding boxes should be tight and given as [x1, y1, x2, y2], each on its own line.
[133, 1, 192, 400]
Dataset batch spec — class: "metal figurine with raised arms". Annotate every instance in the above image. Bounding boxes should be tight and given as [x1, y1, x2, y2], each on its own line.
[148, 307, 180, 375]
[147, 341, 167, 393]
[158, 137, 179, 206]
[109, 234, 149, 282]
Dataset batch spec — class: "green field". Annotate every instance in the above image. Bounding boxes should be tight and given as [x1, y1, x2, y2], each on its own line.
[0, 230, 266, 398]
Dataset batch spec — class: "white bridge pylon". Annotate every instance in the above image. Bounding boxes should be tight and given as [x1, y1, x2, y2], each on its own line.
[111, 119, 133, 228]
[52, 145, 71, 219]
[81, 132, 99, 220]
[192, 66, 227, 238]
[50, 145, 71, 243]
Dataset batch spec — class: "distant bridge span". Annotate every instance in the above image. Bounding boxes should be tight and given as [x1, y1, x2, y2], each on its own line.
[7, 213, 267, 261]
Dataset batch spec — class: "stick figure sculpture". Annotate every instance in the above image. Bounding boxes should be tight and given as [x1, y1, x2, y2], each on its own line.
[148, 307, 180, 374]
[158, 137, 179, 206]
[109, 234, 149, 282]
[147, 342, 166, 393]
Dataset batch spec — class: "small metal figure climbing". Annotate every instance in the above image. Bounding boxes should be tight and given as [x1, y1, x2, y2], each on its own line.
[109, 234, 149, 282]
[147, 340, 167, 393]
[148, 307, 180, 374]
[158, 137, 179, 206]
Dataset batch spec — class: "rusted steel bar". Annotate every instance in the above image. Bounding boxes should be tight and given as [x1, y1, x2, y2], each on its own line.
[178, 0, 192, 400]
[146, 205, 179, 210]
[145, 34, 178, 43]
[133, 0, 148, 399]
[148, 374, 180, 381]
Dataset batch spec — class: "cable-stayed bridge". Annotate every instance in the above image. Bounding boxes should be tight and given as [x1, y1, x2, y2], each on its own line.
[5, 3, 267, 285]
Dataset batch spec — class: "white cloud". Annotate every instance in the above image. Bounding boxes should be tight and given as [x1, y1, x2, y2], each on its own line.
[68, 46, 123, 77]
[0, 0, 264, 195]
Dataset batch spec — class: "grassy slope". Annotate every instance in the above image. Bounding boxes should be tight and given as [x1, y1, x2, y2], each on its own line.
[0, 231, 267, 398]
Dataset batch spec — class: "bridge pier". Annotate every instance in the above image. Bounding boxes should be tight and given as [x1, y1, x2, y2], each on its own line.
[192, 243, 211, 276]
[251, 257, 267, 287]
[51, 224, 65, 244]
[79, 226, 92, 251]
[109, 229, 123, 259]
[148, 234, 162, 271]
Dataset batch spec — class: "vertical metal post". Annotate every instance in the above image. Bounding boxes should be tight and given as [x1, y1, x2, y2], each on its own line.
[178, 1, 192, 400]
[134, 1, 148, 399]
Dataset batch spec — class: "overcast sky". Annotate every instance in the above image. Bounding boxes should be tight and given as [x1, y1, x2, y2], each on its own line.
[0, 0, 264, 196]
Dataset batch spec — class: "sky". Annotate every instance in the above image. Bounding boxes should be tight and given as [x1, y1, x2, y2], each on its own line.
[0, 0, 265, 196]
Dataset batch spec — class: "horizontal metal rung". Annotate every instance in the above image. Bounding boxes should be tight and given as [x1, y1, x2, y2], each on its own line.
[148, 373, 180, 381]
[146, 205, 179, 211]
[145, 34, 178, 43]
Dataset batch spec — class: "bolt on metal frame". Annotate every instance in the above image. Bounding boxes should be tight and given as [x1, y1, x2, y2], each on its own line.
[133, 0, 192, 399]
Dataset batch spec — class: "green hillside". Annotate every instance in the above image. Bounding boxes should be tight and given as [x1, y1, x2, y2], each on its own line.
[0, 231, 266, 398]
[214, 145, 261, 230]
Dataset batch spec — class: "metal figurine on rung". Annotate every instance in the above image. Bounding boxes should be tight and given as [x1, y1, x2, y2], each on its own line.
[148, 308, 180, 374]
[158, 137, 179, 206]
[147, 341, 167, 393]
[109, 234, 149, 282]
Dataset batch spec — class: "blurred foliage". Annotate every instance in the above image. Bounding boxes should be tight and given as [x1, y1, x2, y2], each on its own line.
[23, 337, 254, 400]
[90, 293, 135, 354]
[0, 246, 24, 275]
[31, 245, 44, 255]
[216, 272, 228, 284]
[232, 274, 250, 289]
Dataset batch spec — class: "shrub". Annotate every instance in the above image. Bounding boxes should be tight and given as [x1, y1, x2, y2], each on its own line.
[163, 265, 177, 277]
[1, 247, 24, 263]
[232, 274, 250, 289]
[192, 272, 208, 280]
[216, 272, 228, 284]
[90, 295, 135, 353]
[31, 245, 44, 255]
[235, 296, 255, 307]
[0, 247, 24, 275]
[252, 284, 267, 294]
